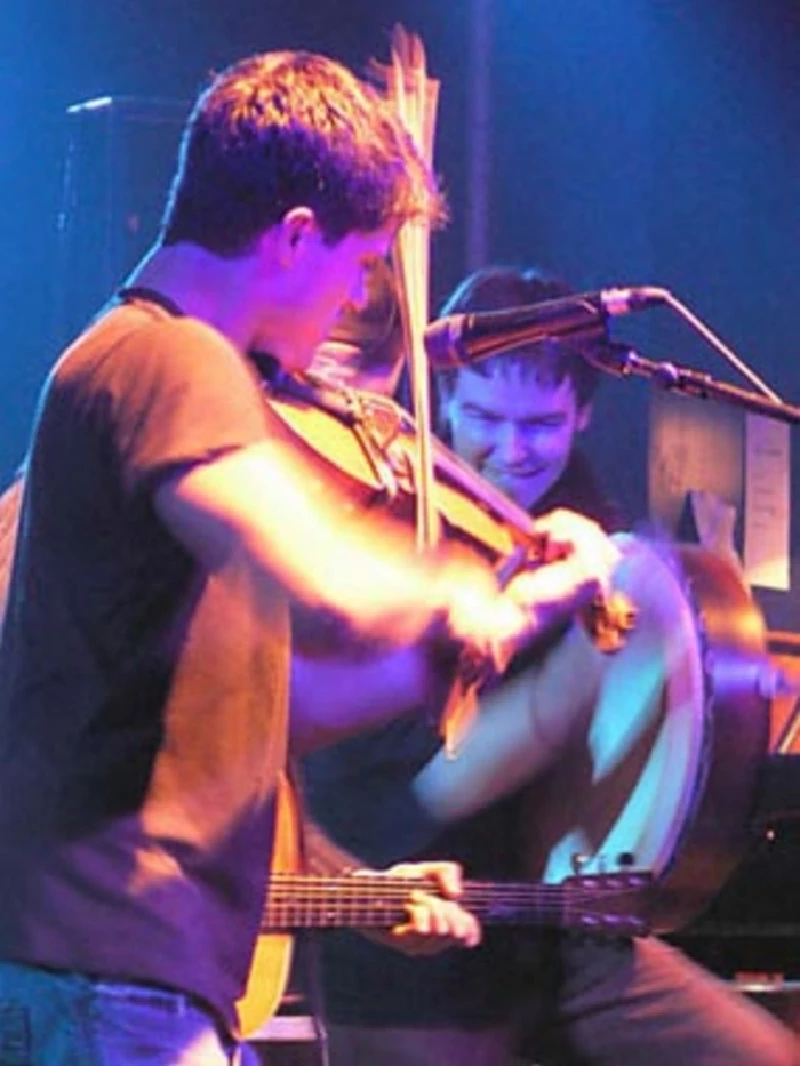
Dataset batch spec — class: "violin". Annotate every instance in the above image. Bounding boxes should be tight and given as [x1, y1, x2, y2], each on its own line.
[252, 357, 635, 658]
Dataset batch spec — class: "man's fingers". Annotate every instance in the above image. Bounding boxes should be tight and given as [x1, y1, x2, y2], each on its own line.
[388, 860, 463, 897]
[371, 861, 481, 953]
[395, 889, 481, 950]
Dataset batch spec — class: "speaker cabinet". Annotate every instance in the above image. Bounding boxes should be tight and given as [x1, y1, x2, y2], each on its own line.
[53, 96, 187, 347]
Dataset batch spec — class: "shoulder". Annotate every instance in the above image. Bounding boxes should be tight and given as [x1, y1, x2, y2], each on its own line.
[540, 450, 625, 532]
[43, 306, 270, 494]
[50, 305, 263, 432]
[56, 304, 245, 386]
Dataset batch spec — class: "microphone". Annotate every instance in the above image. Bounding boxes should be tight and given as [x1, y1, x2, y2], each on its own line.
[423, 286, 669, 368]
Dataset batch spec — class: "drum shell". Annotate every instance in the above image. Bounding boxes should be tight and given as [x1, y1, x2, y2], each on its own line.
[517, 537, 770, 934]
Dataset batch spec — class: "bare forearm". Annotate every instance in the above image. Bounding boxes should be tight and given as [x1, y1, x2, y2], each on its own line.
[414, 621, 603, 822]
[156, 445, 620, 663]
[155, 440, 509, 648]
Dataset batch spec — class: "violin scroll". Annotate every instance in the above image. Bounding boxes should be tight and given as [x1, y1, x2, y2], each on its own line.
[497, 537, 637, 657]
[581, 590, 638, 654]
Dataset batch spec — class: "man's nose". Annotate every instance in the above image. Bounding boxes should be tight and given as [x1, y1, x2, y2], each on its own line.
[497, 423, 530, 463]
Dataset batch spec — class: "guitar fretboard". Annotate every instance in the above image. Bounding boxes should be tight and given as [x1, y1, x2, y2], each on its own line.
[263, 872, 651, 938]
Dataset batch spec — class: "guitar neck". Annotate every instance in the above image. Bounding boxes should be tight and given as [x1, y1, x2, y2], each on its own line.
[263, 872, 651, 938]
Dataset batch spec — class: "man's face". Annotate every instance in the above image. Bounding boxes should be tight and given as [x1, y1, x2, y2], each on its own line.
[441, 362, 590, 511]
[259, 220, 396, 372]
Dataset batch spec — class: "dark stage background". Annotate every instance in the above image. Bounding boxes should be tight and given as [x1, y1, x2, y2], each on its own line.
[4, 0, 800, 628]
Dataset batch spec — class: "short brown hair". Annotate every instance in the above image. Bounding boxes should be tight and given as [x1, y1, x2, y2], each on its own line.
[437, 266, 605, 407]
[162, 51, 447, 255]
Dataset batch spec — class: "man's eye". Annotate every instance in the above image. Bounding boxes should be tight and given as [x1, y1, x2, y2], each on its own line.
[526, 420, 562, 431]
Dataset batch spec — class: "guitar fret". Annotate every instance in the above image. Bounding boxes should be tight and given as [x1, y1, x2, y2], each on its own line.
[262, 872, 652, 936]
[266, 876, 413, 927]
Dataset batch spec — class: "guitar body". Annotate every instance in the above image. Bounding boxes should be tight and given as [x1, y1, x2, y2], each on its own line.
[236, 772, 299, 1040]
[236, 804, 652, 1038]
[238, 933, 294, 1042]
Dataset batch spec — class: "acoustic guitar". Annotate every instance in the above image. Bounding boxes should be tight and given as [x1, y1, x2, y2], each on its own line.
[236, 775, 653, 1039]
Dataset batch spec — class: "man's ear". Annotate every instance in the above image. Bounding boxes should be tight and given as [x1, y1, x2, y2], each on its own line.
[576, 401, 593, 433]
[274, 206, 318, 266]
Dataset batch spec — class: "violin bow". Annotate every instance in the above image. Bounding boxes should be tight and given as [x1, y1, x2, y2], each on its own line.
[375, 28, 481, 753]
[375, 24, 441, 553]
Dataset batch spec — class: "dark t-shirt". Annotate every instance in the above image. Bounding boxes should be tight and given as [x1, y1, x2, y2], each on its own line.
[303, 448, 623, 1026]
[0, 295, 290, 1031]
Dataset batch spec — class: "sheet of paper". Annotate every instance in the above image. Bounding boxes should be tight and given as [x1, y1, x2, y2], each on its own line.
[690, 489, 740, 567]
[743, 413, 790, 590]
[649, 391, 742, 537]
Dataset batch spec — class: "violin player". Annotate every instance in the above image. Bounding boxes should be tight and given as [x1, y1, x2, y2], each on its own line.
[302, 264, 799, 1066]
[0, 51, 624, 1066]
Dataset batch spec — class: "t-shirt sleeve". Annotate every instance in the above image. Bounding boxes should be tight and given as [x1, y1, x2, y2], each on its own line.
[94, 314, 273, 495]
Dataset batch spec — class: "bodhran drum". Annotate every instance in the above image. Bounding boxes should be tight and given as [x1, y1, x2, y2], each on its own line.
[519, 533, 771, 934]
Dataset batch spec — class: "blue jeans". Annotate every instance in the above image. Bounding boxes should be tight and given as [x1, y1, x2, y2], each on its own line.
[0, 961, 262, 1066]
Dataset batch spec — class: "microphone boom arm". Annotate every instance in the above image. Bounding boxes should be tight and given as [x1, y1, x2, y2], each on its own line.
[591, 346, 800, 426]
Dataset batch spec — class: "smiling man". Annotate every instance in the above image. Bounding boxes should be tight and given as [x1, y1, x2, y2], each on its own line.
[303, 265, 625, 1065]
[305, 265, 798, 1066]
[436, 267, 617, 526]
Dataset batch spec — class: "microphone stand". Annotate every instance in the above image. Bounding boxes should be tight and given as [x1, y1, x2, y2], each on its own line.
[592, 286, 800, 424]
[596, 288, 800, 753]
[591, 345, 800, 426]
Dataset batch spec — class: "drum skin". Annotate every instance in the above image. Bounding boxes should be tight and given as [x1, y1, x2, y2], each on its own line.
[518, 535, 770, 934]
